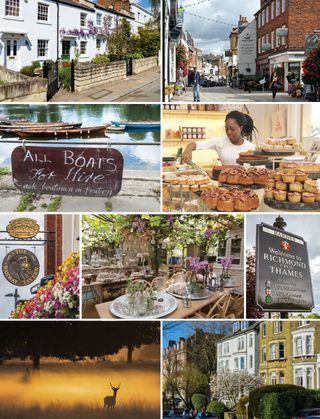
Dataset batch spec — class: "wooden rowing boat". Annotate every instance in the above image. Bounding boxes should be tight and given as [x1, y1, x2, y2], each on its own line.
[0, 122, 82, 134]
[106, 124, 126, 132]
[111, 120, 160, 129]
[15, 125, 108, 138]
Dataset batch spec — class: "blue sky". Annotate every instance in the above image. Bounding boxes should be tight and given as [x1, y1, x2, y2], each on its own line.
[181, 0, 260, 53]
[136, 0, 151, 10]
[162, 321, 233, 348]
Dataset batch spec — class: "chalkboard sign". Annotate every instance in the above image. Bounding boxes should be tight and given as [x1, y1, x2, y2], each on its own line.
[255, 223, 314, 312]
[11, 146, 124, 197]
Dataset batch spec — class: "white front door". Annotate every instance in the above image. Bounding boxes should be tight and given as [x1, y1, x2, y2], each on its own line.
[5, 39, 20, 71]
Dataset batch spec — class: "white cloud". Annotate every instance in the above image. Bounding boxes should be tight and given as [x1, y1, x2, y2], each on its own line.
[181, 0, 260, 53]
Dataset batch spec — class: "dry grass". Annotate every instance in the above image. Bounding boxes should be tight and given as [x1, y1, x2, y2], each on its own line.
[0, 402, 159, 419]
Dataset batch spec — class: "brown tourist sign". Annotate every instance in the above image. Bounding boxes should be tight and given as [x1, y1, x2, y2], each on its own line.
[6, 218, 40, 239]
[2, 249, 40, 286]
[255, 223, 314, 312]
[11, 146, 124, 197]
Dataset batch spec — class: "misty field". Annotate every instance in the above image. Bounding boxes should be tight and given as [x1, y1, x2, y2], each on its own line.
[0, 361, 160, 418]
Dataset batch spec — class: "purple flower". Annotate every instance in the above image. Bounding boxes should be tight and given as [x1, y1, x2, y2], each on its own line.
[204, 228, 214, 239]
[187, 256, 208, 272]
[221, 256, 234, 269]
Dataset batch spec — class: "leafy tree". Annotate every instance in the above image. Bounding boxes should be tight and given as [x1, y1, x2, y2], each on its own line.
[210, 370, 264, 408]
[107, 18, 132, 60]
[163, 351, 207, 408]
[191, 393, 207, 410]
[207, 400, 229, 418]
[0, 321, 159, 370]
[246, 254, 264, 319]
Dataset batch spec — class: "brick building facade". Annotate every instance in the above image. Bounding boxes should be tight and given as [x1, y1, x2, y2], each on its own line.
[255, 0, 320, 90]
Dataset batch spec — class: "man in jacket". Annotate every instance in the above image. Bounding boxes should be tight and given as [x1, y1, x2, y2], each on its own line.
[191, 67, 201, 102]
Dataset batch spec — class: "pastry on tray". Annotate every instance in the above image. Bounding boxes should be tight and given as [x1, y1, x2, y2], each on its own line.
[273, 190, 287, 201]
[275, 181, 287, 191]
[302, 192, 315, 203]
[289, 182, 303, 192]
[288, 192, 301, 203]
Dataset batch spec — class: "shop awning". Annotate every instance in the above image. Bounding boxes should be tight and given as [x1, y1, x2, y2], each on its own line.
[0, 31, 27, 37]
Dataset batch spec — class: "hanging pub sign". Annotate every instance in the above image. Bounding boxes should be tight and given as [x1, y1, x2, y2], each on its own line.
[2, 249, 40, 286]
[255, 223, 314, 312]
[11, 146, 124, 197]
[6, 218, 40, 239]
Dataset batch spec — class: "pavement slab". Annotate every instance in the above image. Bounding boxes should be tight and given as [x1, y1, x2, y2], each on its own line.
[51, 67, 161, 103]
[171, 86, 304, 103]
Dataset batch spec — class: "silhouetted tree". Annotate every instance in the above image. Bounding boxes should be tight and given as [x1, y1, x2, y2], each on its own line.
[0, 321, 160, 369]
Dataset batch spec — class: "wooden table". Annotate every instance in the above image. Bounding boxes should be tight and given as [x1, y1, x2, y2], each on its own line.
[95, 287, 242, 319]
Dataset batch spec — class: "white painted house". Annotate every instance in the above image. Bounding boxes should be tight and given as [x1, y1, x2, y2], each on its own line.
[130, 2, 153, 34]
[0, 0, 140, 71]
[217, 321, 260, 375]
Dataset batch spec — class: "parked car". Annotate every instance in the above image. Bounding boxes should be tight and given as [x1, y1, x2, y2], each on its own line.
[163, 409, 183, 417]
[200, 79, 210, 87]
[292, 408, 320, 419]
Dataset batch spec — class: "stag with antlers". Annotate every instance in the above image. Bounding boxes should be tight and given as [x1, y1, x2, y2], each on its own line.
[104, 382, 121, 409]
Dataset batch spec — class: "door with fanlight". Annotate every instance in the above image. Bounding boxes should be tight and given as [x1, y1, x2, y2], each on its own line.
[5, 39, 20, 71]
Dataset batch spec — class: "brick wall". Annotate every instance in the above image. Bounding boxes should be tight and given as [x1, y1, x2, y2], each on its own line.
[45, 215, 63, 276]
[256, 0, 320, 62]
[0, 66, 47, 102]
[132, 56, 158, 74]
[288, 0, 320, 48]
[74, 61, 126, 93]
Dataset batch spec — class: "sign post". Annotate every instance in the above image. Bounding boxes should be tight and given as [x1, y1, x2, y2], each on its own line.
[11, 146, 124, 197]
[255, 220, 314, 314]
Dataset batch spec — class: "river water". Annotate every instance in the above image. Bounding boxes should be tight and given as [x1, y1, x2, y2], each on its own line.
[0, 104, 160, 171]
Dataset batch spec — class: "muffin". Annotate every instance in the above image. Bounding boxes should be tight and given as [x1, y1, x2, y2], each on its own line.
[226, 170, 240, 185]
[288, 192, 301, 203]
[304, 179, 318, 193]
[252, 169, 269, 185]
[289, 182, 303, 192]
[265, 188, 275, 199]
[234, 195, 250, 212]
[302, 192, 315, 203]
[274, 190, 287, 201]
[295, 170, 308, 182]
[282, 173, 296, 183]
[238, 173, 253, 185]
[217, 194, 235, 212]
[218, 170, 228, 183]
[315, 191, 320, 202]
[267, 179, 276, 189]
[273, 172, 283, 181]
[275, 181, 287, 191]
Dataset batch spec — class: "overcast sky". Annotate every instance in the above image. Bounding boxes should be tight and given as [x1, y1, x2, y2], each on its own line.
[181, 0, 260, 54]
[246, 214, 320, 315]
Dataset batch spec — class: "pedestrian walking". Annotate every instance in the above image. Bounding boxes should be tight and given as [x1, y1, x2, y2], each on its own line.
[286, 71, 294, 95]
[191, 67, 201, 102]
[270, 70, 279, 99]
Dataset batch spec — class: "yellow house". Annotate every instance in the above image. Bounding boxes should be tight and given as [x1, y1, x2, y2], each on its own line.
[259, 320, 320, 389]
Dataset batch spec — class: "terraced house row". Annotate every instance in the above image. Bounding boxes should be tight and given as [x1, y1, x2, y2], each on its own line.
[218, 320, 320, 389]
[0, 0, 153, 71]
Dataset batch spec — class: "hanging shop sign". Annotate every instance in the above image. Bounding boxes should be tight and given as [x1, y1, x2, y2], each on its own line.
[6, 218, 40, 239]
[11, 146, 124, 197]
[2, 249, 40, 286]
[276, 28, 288, 37]
[255, 223, 314, 312]
[305, 34, 319, 54]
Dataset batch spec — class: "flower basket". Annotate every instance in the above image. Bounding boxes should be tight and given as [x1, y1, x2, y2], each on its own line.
[10, 251, 80, 319]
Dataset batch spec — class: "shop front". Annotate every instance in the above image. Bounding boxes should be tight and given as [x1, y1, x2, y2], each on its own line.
[269, 50, 305, 91]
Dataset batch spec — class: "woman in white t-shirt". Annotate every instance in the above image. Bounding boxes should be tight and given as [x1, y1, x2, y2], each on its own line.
[182, 111, 256, 165]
